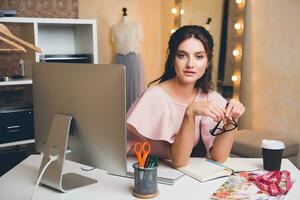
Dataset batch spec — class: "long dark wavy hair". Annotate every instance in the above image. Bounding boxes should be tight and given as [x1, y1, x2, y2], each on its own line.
[148, 25, 214, 94]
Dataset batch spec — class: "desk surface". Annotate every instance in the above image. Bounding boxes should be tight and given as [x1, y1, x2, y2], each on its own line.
[0, 155, 299, 200]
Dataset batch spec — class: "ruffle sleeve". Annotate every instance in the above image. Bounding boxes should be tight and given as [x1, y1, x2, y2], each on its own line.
[126, 86, 176, 143]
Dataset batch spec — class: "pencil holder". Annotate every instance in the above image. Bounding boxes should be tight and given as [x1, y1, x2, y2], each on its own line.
[132, 163, 158, 199]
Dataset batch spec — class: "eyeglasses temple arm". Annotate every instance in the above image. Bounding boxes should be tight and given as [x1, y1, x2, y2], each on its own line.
[209, 120, 222, 134]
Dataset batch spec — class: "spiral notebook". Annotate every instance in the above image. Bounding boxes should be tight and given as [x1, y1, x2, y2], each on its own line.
[177, 157, 260, 182]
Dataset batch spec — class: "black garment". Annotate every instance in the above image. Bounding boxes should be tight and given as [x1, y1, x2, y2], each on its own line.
[190, 132, 207, 157]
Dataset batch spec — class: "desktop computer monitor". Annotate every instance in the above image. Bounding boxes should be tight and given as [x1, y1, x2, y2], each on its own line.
[32, 63, 127, 191]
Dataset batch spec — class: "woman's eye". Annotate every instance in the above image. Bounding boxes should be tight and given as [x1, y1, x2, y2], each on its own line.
[195, 55, 204, 60]
[177, 54, 186, 59]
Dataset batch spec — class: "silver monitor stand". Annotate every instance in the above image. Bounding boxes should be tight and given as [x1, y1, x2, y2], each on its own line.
[38, 113, 97, 192]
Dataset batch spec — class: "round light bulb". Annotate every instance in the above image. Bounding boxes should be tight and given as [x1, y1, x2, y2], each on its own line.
[231, 75, 239, 82]
[234, 23, 242, 30]
[235, 0, 244, 4]
[232, 49, 240, 56]
[171, 8, 177, 14]
[171, 29, 176, 34]
[180, 8, 185, 15]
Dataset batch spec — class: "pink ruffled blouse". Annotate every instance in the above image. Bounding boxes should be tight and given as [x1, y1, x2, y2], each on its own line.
[126, 85, 227, 157]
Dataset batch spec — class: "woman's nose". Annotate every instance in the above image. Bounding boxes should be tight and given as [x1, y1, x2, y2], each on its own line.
[186, 58, 194, 68]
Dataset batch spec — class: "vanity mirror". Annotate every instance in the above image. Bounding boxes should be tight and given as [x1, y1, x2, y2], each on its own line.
[171, 0, 246, 99]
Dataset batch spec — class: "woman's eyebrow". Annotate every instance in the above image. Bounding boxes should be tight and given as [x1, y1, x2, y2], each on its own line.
[176, 50, 188, 54]
[176, 50, 206, 54]
[195, 51, 206, 54]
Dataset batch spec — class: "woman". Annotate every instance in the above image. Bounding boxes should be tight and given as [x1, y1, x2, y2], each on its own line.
[127, 25, 245, 167]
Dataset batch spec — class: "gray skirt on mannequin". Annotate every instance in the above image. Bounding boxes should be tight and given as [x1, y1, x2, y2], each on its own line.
[115, 53, 145, 111]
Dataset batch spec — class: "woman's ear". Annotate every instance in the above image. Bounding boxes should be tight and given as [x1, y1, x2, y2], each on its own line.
[206, 60, 212, 69]
[204, 63, 209, 70]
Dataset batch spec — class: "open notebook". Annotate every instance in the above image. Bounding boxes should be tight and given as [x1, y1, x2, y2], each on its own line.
[177, 157, 260, 182]
[127, 157, 184, 185]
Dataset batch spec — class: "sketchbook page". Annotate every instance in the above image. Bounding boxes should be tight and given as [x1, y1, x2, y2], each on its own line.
[210, 171, 286, 200]
[177, 158, 232, 182]
[127, 157, 184, 182]
[223, 158, 262, 172]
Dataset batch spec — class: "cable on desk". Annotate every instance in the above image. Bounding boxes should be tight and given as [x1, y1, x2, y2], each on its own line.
[31, 154, 59, 200]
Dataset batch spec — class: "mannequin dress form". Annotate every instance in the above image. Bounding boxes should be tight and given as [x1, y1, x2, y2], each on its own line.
[112, 8, 145, 111]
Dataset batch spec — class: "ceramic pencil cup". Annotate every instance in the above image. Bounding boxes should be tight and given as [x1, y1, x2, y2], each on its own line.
[132, 163, 158, 199]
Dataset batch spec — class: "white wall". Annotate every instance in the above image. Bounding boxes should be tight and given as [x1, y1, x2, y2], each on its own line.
[240, 0, 300, 167]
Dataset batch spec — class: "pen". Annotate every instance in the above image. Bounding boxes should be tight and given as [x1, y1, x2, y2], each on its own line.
[144, 154, 151, 168]
[206, 159, 234, 172]
[149, 156, 159, 168]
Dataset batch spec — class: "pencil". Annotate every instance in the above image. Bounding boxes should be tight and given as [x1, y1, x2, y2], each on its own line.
[206, 159, 234, 172]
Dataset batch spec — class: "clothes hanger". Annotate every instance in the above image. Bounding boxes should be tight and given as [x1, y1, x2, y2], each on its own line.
[0, 23, 42, 53]
[0, 35, 26, 52]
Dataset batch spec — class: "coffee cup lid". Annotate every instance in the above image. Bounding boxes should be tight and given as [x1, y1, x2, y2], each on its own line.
[261, 139, 285, 150]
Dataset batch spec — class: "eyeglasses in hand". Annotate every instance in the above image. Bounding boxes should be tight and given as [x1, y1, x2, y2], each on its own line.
[209, 119, 238, 136]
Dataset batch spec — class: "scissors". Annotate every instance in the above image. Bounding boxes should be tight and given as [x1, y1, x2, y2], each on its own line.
[134, 141, 151, 168]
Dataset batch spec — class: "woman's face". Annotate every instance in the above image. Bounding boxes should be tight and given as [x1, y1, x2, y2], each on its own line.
[174, 37, 208, 85]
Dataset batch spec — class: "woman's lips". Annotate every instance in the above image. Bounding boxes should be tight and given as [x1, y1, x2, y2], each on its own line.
[183, 71, 196, 76]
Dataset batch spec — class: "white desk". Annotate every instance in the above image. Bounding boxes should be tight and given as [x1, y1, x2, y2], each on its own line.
[0, 155, 299, 200]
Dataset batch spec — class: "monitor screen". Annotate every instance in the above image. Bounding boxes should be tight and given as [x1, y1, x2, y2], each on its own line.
[32, 62, 127, 176]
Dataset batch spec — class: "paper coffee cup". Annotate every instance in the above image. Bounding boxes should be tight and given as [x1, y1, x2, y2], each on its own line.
[261, 139, 285, 171]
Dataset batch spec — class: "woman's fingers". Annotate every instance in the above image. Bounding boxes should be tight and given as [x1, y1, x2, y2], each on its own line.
[209, 101, 229, 121]
[226, 100, 245, 120]
[216, 104, 226, 115]
[237, 105, 246, 118]
[194, 101, 231, 122]
[230, 103, 239, 119]
[209, 108, 222, 121]
[206, 110, 219, 122]
[196, 99, 245, 122]
[225, 102, 234, 120]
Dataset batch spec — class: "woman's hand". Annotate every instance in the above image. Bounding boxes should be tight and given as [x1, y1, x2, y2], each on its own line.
[187, 99, 245, 123]
[188, 101, 226, 122]
[225, 99, 245, 121]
